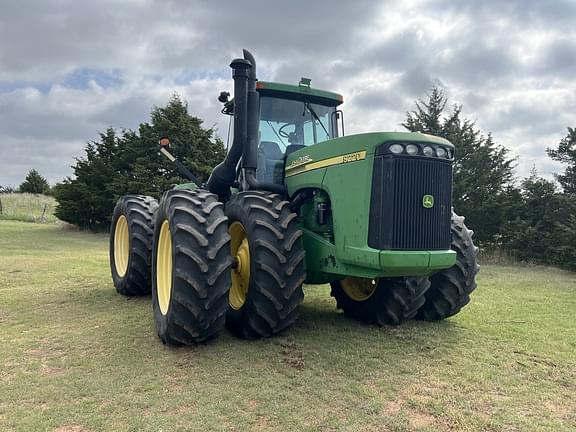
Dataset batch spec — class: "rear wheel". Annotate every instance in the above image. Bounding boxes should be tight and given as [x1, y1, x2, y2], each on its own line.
[152, 189, 232, 345]
[416, 212, 480, 321]
[225, 191, 305, 339]
[330, 277, 430, 325]
[110, 195, 158, 296]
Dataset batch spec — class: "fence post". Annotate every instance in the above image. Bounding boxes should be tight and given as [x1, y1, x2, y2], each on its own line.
[41, 203, 47, 222]
[0, 198, 2, 215]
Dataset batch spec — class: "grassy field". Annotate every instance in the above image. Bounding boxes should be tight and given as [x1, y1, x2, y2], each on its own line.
[0, 221, 575, 432]
[0, 193, 58, 223]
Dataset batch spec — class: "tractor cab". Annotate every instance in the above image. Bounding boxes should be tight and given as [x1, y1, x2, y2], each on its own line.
[255, 80, 343, 184]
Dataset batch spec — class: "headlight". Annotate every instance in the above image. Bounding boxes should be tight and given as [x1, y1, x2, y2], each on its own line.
[436, 147, 447, 158]
[405, 144, 419, 155]
[389, 143, 404, 154]
[422, 146, 434, 157]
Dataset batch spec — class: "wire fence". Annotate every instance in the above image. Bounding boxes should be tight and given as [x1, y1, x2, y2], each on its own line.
[0, 193, 58, 223]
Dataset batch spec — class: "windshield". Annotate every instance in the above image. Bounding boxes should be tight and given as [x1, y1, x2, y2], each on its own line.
[259, 97, 336, 151]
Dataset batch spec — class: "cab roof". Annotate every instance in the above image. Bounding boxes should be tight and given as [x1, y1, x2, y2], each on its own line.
[256, 81, 343, 107]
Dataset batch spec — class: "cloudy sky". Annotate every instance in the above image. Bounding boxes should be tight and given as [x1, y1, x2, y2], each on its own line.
[1, 0, 574, 186]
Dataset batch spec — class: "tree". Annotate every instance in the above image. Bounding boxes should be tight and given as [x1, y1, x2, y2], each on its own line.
[54, 95, 226, 229]
[0, 185, 16, 193]
[18, 169, 50, 194]
[501, 169, 576, 270]
[403, 87, 516, 244]
[547, 127, 576, 194]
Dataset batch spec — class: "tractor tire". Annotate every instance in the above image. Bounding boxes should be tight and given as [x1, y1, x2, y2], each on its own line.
[330, 277, 430, 325]
[225, 191, 305, 339]
[152, 189, 232, 345]
[110, 195, 158, 296]
[416, 212, 480, 321]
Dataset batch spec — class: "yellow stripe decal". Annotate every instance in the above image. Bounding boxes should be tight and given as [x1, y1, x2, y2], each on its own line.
[285, 151, 367, 177]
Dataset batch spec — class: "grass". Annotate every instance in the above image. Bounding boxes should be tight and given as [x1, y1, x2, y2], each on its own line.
[0, 220, 575, 432]
[0, 193, 58, 223]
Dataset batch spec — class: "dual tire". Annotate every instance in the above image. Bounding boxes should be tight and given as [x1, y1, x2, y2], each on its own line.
[110, 189, 305, 344]
[332, 211, 479, 325]
[110, 195, 158, 296]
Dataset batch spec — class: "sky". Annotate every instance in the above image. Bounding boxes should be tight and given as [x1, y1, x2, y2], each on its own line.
[1, 0, 574, 187]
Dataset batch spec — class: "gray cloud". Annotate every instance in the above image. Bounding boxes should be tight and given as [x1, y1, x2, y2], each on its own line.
[1, 0, 575, 186]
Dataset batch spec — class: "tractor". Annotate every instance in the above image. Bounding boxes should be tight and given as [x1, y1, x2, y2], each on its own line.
[109, 50, 479, 345]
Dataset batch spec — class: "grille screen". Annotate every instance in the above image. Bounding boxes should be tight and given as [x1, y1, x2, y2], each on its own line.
[368, 155, 452, 250]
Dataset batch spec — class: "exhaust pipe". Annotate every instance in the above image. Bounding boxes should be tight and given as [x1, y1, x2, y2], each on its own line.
[208, 50, 285, 198]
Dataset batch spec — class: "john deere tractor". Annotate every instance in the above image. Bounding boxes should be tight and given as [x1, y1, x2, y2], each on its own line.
[109, 50, 479, 345]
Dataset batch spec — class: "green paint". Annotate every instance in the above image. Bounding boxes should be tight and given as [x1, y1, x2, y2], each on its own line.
[258, 81, 343, 107]
[285, 132, 456, 283]
[172, 182, 198, 191]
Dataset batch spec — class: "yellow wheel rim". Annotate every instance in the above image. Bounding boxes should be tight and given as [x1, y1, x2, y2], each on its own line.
[114, 215, 129, 277]
[157, 220, 173, 315]
[229, 221, 250, 310]
[340, 277, 378, 302]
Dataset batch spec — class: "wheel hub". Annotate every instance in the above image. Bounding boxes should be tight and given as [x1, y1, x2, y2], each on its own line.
[114, 215, 129, 277]
[156, 220, 172, 315]
[340, 277, 378, 302]
[229, 222, 250, 310]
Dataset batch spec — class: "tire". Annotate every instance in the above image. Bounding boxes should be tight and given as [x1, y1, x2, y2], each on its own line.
[225, 191, 305, 339]
[110, 195, 158, 296]
[152, 189, 232, 345]
[416, 212, 480, 321]
[330, 277, 430, 325]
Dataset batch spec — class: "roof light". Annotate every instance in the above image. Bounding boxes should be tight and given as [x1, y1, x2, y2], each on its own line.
[299, 77, 311, 87]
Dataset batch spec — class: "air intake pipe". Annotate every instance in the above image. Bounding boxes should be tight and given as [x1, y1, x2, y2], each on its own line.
[207, 57, 251, 198]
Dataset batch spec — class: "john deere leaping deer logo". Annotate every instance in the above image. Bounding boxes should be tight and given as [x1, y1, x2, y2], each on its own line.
[422, 195, 434, 209]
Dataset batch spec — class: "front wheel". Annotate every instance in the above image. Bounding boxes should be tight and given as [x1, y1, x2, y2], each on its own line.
[331, 277, 430, 325]
[416, 212, 480, 321]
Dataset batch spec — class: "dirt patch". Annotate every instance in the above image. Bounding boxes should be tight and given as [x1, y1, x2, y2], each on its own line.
[53, 426, 91, 432]
[41, 366, 66, 377]
[26, 338, 65, 360]
[382, 400, 401, 416]
[513, 350, 558, 368]
[407, 409, 437, 429]
[279, 338, 304, 370]
[544, 399, 574, 420]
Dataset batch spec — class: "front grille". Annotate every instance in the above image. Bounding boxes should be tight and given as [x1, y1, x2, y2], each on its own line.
[368, 154, 452, 250]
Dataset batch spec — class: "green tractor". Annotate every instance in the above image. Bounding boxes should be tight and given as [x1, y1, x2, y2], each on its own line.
[109, 50, 479, 344]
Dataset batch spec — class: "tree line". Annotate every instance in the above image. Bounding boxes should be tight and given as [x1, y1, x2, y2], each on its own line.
[6, 90, 575, 271]
[0, 169, 51, 194]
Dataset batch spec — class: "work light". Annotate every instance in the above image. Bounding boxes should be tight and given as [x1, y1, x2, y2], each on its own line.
[436, 147, 447, 158]
[405, 144, 419, 155]
[389, 144, 404, 154]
